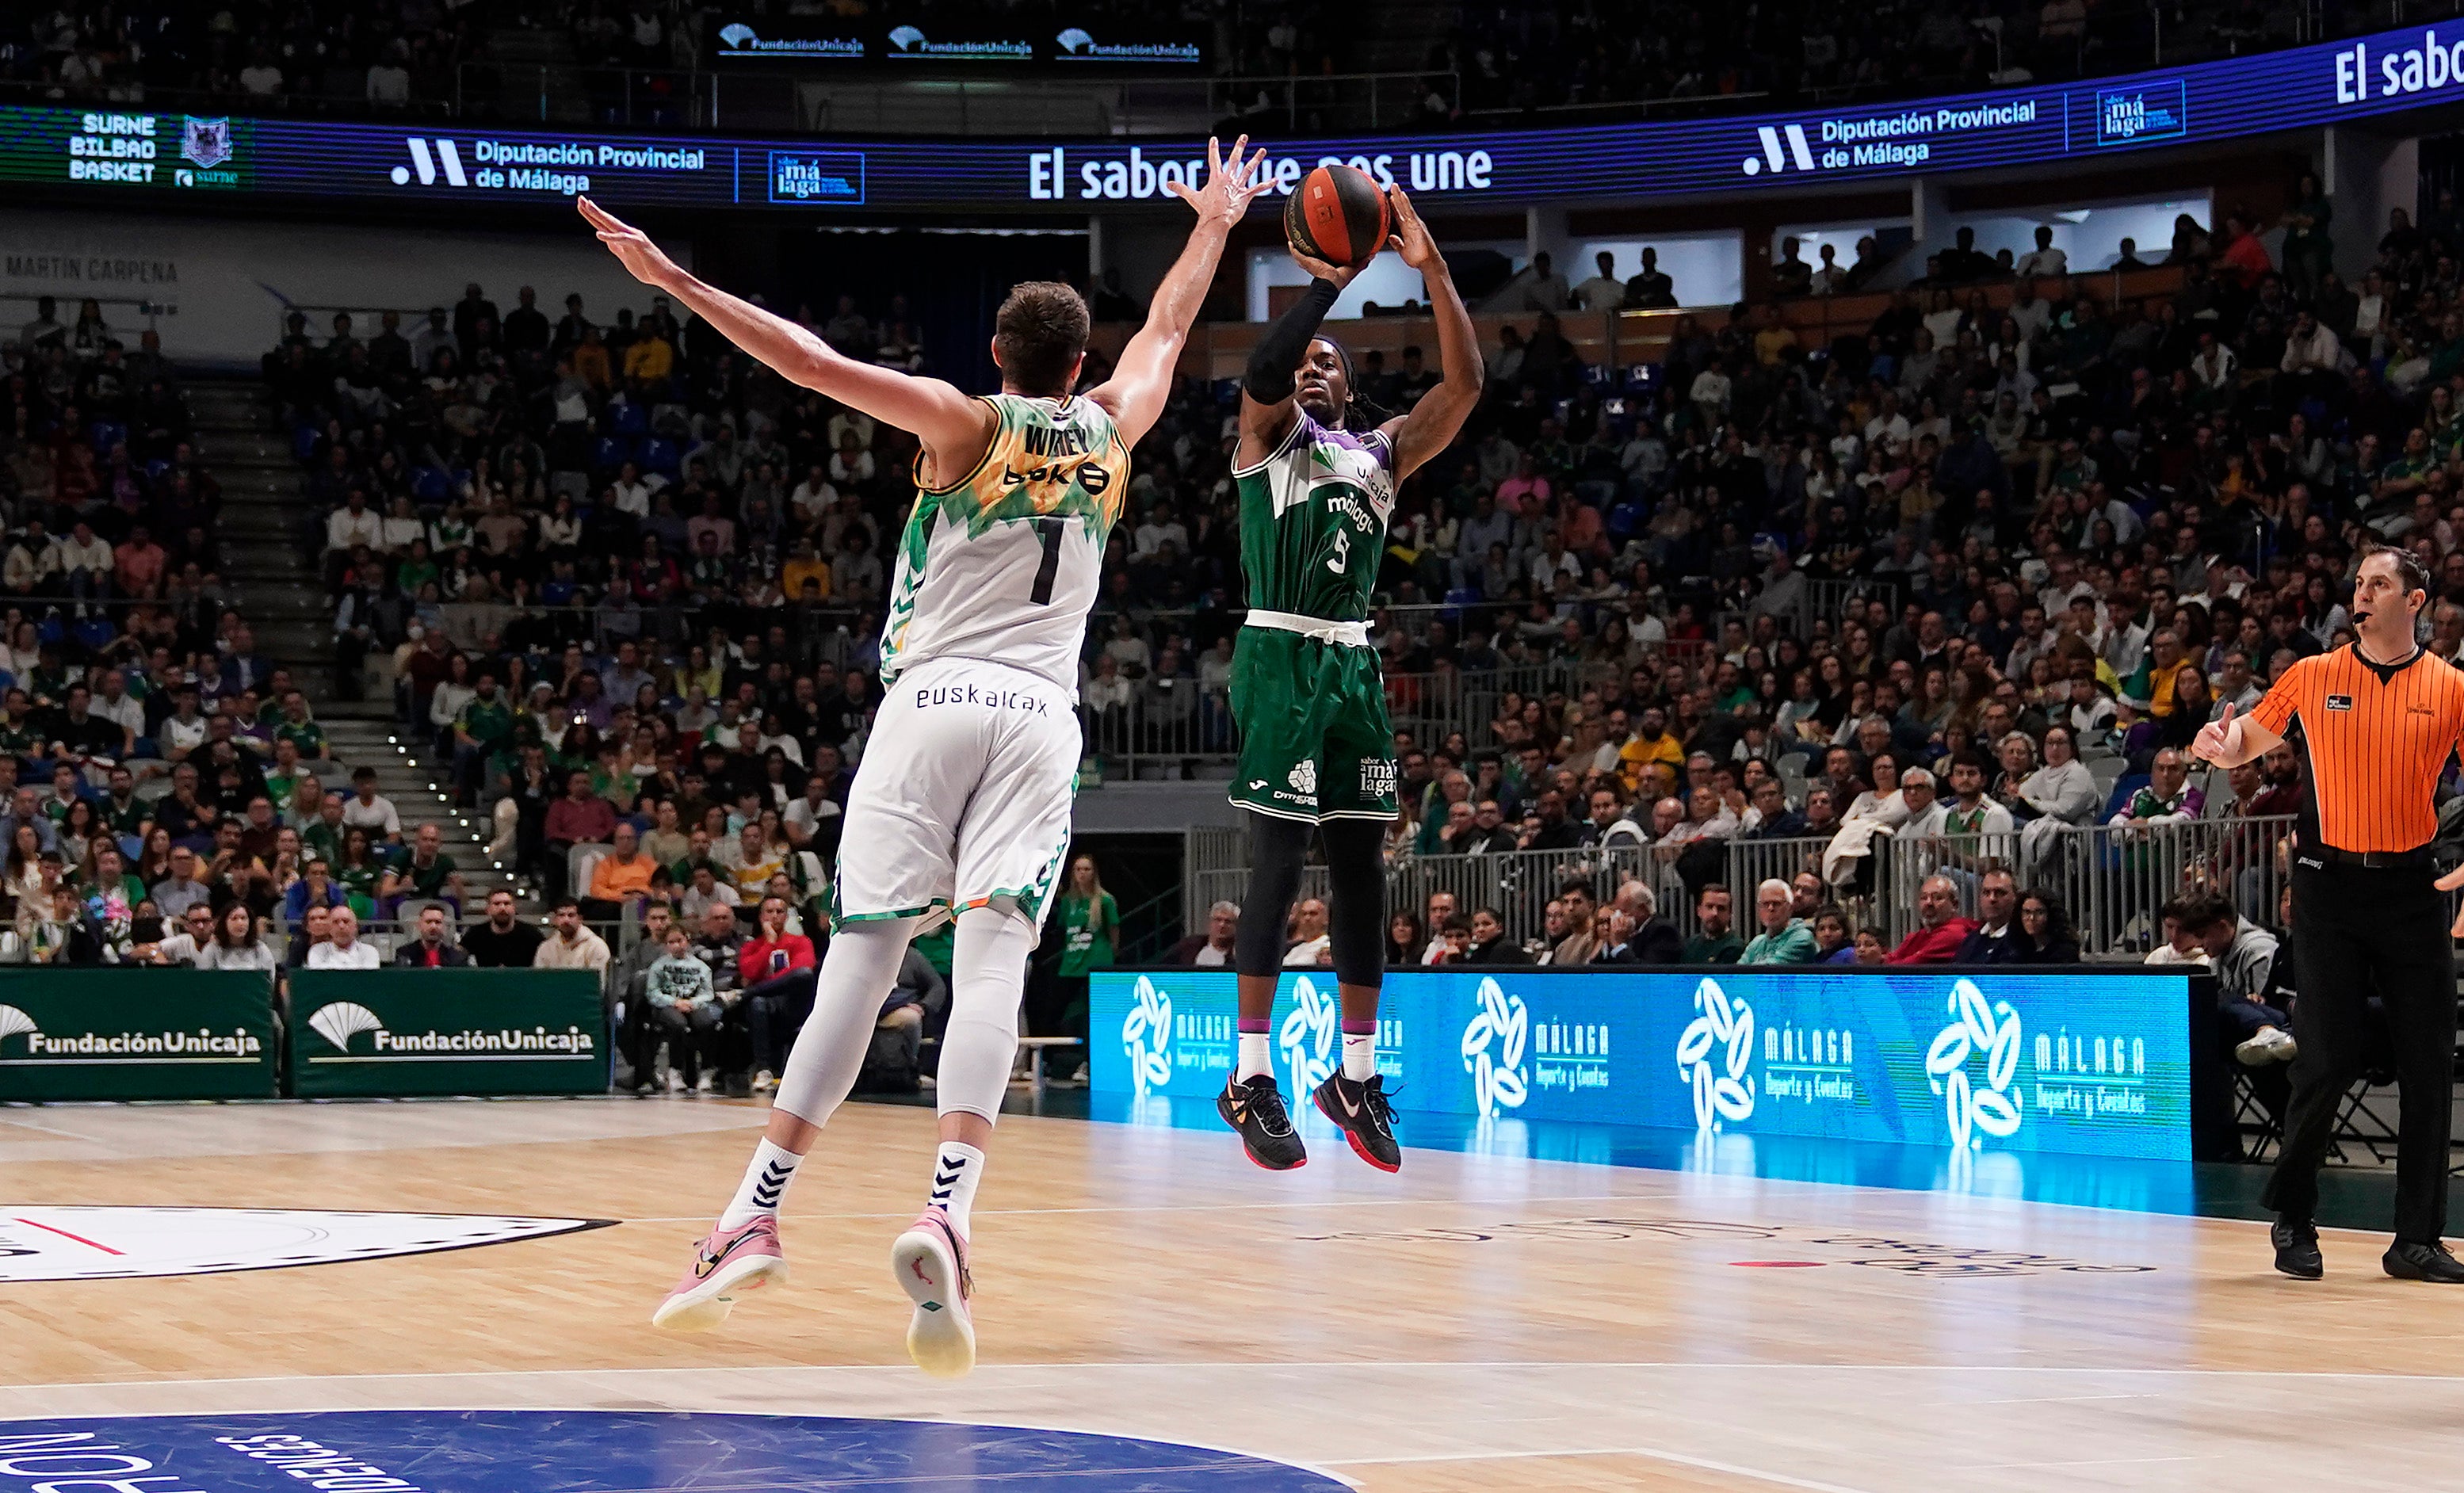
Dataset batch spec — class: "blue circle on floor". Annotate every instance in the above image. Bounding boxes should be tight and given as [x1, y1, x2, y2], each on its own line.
[0, 1410, 1346, 1491]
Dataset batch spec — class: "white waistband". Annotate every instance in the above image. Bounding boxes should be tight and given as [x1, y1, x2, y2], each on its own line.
[1242, 609, 1373, 647]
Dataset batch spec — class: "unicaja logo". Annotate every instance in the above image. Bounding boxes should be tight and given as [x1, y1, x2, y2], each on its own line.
[0, 1004, 36, 1044]
[1285, 759, 1317, 796]
[1121, 976, 1172, 1096]
[888, 25, 926, 51]
[1459, 977, 1527, 1117]
[308, 1002, 383, 1052]
[1056, 27, 1094, 54]
[1926, 979, 2025, 1150]
[1280, 976, 1339, 1098]
[1673, 977, 1755, 1129]
[719, 22, 757, 48]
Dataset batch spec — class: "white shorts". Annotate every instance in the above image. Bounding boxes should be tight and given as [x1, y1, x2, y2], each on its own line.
[832, 655, 1079, 930]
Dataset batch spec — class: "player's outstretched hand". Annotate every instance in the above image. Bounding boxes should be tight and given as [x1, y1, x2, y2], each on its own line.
[578, 197, 686, 294]
[1386, 185, 1442, 271]
[1165, 134, 1271, 231]
[2190, 701, 2235, 765]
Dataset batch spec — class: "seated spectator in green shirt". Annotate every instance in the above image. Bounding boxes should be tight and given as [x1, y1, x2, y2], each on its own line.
[272, 690, 330, 759]
[1681, 883, 1745, 964]
[1739, 878, 1820, 964]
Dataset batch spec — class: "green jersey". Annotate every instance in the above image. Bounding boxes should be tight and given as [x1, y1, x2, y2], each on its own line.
[1057, 890, 1117, 978]
[1233, 410, 1397, 624]
[882, 392, 1128, 692]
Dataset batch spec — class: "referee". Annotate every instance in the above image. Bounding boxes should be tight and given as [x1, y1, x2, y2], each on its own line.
[2195, 542, 2464, 1282]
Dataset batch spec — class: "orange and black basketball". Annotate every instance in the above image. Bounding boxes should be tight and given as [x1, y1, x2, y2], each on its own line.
[1283, 163, 1390, 269]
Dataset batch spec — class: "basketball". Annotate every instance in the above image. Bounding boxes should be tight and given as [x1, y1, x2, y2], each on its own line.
[1283, 162, 1391, 269]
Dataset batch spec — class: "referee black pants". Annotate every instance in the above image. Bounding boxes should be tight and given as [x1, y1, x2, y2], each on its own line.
[2265, 862, 2457, 1243]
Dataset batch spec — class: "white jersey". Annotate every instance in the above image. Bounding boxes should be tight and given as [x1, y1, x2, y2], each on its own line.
[880, 392, 1128, 696]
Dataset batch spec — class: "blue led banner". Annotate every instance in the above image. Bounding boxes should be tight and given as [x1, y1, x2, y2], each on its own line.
[1091, 967, 2195, 1162]
[3, 22, 2457, 215]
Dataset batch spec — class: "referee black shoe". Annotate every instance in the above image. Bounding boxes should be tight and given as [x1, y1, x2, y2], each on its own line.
[2383, 1240, 2464, 1283]
[2271, 1217, 2323, 1279]
[1313, 1069, 1401, 1173]
[1218, 1075, 1307, 1170]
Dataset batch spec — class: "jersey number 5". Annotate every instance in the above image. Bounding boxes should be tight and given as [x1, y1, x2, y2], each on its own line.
[1328, 528, 1350, 576]
[1030, 516, 1065, 605]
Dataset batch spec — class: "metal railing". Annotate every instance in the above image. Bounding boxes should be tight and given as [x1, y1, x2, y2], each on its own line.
[1189, 842, 1700, 961]
[1, 294, 178, 346]
[1183, 817, 2316, 964]
[1077, 646, 1724, 780]
[1866, 817, 2297, 957]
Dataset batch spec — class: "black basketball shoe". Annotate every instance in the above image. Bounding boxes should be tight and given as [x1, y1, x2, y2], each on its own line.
[2271, 1216, 2322, 1280]
[2384, 1239, 2464, 1283]
[1217, 1074, 1307, 1170]
[1313, 1069, 1401, 1173]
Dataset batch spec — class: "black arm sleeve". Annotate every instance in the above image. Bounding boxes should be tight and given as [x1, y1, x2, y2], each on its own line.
[1242, 278, 1341, 404]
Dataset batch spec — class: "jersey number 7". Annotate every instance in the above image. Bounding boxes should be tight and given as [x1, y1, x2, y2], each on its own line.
[1030, 516, 1064, 605]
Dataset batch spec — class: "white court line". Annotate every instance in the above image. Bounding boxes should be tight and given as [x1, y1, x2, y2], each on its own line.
[1954, 1455, 2222, 1471]
[621, 1190, 1687, 1224]
[15, 1361, 2464, 1396]
[1945, 1392, 2157, 1407]
[0, 1117, 99, 1140]
[1326, 1442, 1878, 1493]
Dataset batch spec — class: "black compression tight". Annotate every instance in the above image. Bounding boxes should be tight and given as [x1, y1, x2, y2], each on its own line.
[1233, 814, 1386, 989]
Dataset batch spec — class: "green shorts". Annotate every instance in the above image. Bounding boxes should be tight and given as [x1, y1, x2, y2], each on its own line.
[1228, 624, 1396, 823]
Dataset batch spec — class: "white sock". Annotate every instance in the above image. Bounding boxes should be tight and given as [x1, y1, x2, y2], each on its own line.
[929, 1141, 987, 1238]
[720, 1137, 801, 1230]
[1237, 1031, 1272, 1081]
[1343, 1030, 1377, 1082]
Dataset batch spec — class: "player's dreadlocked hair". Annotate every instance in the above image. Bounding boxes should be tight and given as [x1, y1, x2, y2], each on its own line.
[993, 281, 1091, 397]
[1309, 334, 1390, 433]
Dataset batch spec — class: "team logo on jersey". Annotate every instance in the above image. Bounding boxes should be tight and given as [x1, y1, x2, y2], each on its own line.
[1285, 760, 1318, 796]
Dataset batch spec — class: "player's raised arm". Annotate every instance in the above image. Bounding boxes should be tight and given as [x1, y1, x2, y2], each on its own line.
[1087, 136, 1269, 449]
[1235, 239, 1368, 465]
[1378, 186, 1481, 481]
[577, 196, 991, 465]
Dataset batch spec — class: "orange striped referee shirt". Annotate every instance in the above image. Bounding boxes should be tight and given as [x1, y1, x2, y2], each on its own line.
[2247, 645, 2464, 854]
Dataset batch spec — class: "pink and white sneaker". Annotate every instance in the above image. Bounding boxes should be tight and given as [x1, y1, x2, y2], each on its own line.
[888, 1208, 975, 1378]
[651, 1215, 787, 1332]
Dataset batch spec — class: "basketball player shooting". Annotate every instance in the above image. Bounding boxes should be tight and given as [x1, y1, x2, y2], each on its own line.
[1217, 177, 1481, 1172]
[577, 137, 1270, 1377]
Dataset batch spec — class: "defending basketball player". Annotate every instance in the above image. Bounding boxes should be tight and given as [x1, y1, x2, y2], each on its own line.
[1217, 178, 1480, 1172]
[578, 137, 1270, 1376]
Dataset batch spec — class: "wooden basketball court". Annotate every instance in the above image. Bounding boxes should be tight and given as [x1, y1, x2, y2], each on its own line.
[5, 1095, 2462, 1491]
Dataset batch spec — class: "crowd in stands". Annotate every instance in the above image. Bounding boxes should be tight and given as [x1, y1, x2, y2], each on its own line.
[1440, 0, 2312, 119]
[2, 1, 479, 110]
[0, 294, 352, 969]
[248, 174, 2464, 1096]
[0, 0, 2368, 142]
